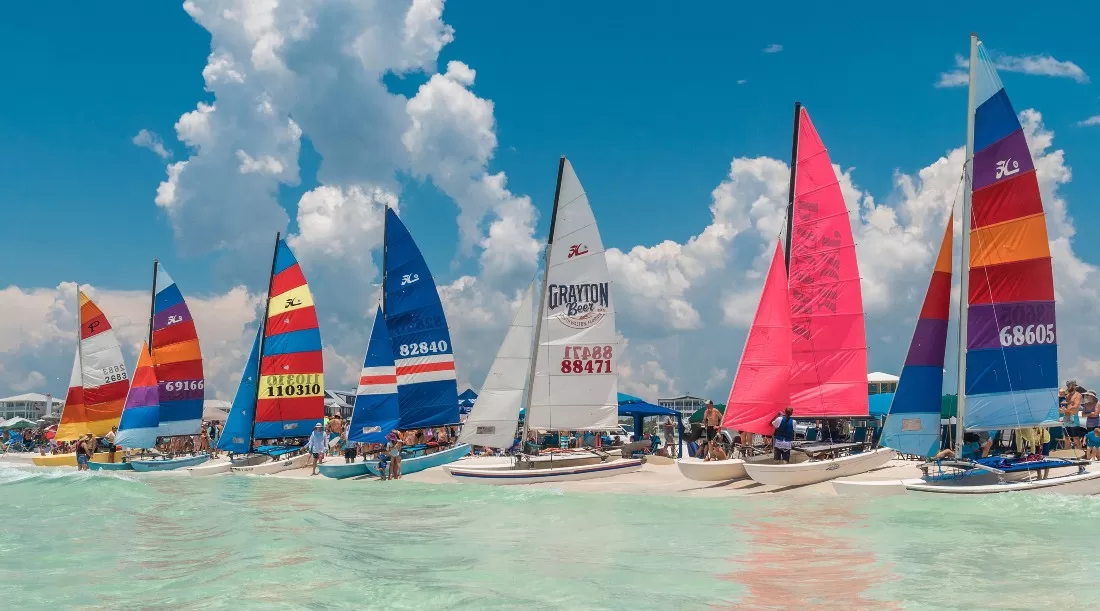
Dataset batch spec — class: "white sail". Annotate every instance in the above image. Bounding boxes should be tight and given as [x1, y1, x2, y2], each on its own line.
[459, 282, 535, 448]
[527, 158, 620, 431]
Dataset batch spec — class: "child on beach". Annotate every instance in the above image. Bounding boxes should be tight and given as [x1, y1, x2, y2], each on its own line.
[1086, 427, 1100, 460]
[377, 452, 391, 480]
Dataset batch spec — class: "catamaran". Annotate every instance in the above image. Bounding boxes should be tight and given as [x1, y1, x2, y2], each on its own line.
[112, 263, 210, 471]
[191, 235, 325, 475]
[446, 156, 644, 484]
[33, 291, 130, 467]
[835, 33, 1100, 496]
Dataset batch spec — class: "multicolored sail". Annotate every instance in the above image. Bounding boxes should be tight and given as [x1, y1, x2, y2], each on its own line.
[383, 207, 459, 429]
[57, 291, 130, 441]
[151, 264, 205, 437]
[217, 327, 261, 454]
[255, 239, 325, 439]
[348, 306, 400, 444]
[964, 39, 1059, 430]
[527, 158, 621, 431]
[882, 217, 953, 457]
[723, 242, 793, 436]
[115, 343, 161, 449]
[787, 107, 869, 418]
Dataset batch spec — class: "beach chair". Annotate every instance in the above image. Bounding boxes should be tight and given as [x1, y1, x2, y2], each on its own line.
[806, 428, 818, 442]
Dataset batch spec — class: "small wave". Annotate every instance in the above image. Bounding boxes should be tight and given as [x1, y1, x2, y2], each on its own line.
[0, 464, 140, 486]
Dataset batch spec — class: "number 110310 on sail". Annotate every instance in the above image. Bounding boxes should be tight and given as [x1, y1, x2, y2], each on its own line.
[560, 345, 613, 374]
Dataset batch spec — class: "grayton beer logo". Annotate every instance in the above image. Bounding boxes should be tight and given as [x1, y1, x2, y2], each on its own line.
[548, 283, 610, 329]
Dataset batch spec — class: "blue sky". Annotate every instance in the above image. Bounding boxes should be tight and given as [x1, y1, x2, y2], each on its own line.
[2, 1, 1098, 399]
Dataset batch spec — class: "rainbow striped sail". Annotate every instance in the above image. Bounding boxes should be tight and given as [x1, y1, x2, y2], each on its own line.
[383, 208, 459, 429]
[151, 264, 205, 437]
[255, 238, 325, 439]
[57, 291, 130, 440]
[115, 343, 161, 449]
[964, 39, 1059, 430]
[348, 306, 400, 444]
[882, 217, 952, 457]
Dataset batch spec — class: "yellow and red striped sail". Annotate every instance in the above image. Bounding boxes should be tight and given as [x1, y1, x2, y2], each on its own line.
[56, 291, 130, 440]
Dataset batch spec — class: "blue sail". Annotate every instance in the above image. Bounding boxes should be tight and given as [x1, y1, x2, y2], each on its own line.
[216, 327, 261, 454]
[348, 306, 401, 443]
[383, 207, 459, 429]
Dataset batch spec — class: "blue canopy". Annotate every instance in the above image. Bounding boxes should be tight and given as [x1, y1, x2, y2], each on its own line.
[616, 393, 682, 456]
[458, 388, 478, 402]
[869, 393, 894, 418]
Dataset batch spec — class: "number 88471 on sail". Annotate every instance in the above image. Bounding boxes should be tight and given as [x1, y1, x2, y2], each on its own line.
[560, 345, 613, 374]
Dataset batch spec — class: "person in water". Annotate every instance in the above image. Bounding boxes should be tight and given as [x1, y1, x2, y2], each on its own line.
[304, 423, 328, 476]
[771, 407, 797, 463]
[74, 434, 90, 471]
[105, 426, 118, 463]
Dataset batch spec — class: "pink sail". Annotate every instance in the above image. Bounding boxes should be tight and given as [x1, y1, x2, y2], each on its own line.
[787, 107, 869, 418]
[723, 242, 793, 435]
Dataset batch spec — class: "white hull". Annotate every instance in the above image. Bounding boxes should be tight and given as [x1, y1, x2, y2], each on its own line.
[522, 451, 605, 470]
[676, 457, 746, 481]
[231, 452, 310, 475]
[445, 458, 643, 485]
[187, 460, 232, 476]
[743, 448, 896, 487]
[906, 469, 1100, 495]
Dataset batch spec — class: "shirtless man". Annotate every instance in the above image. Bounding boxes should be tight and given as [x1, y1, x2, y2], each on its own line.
[327, 414, 345, 456]
[703, 400, 722, 443]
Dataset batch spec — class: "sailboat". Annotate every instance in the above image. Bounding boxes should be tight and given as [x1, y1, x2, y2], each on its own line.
[318, 305, 400, 479]
[835, 33, 1100, 496]
[90, 343, 159, 471]
[686, 105, 895, 487]
[121, 263, 210, 471]
[446, 156, 644, 484]
[195, 235, 326, 475]
[33, 291, 130, 467]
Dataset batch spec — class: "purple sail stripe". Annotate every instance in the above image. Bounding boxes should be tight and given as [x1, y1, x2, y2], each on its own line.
[904, 318, 949, 367]
[972, 130, 1034, 192]
[157, 380, 206, 403]
[153, 301, 194, 330]
[968, 300, 1056, 350]
[124, 385, 161, 409]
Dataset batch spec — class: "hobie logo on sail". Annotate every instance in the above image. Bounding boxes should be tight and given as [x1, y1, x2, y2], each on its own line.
[167, 315, 183, 325]
[362, 426, 381, 434]
[567, 244, 589, 258]
[283, 423, 299, 431]
[401, 273, 420, 286]
[548, 283, 610, 329]
[995, 158, 1020, 179]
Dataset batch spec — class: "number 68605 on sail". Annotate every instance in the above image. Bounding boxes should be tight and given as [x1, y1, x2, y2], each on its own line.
[998, 324, 1055, 347]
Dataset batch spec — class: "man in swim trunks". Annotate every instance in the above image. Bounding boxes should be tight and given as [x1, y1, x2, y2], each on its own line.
[105, 426, 118, 463]
[703, 400, 721, 442]
[340, 430, 356, 464]
[304, 423, 328, 476]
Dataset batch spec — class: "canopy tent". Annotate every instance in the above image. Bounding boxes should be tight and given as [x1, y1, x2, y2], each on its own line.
[0, 417, 38, 430]
[458, 398, 475, 414]
[868, 393, 894, 419]
[617, 393, 683, 457]
[458, 388, 478, 402]
[202, 400, 232, 423]
[688, 403, 725, 424]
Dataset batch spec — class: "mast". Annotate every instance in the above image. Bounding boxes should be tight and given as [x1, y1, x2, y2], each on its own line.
[249, 232, 281, 447]
[382, 209, 388, 325]
[783, 101, 802, 273]
[955, 34, 979, 452]
[520, 156, 566, 446]
[148, 260, 158, 353]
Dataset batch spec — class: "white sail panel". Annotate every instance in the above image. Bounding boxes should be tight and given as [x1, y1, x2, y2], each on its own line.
[527, 158, 620, 431]
[460, 282, 535, 448]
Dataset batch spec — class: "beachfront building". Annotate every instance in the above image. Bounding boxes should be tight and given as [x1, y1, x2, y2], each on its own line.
[0, 393, 59, 420]
[658, 394, 708, 422]
[867, 372, 899, 395]
[324, 390, 355, 419]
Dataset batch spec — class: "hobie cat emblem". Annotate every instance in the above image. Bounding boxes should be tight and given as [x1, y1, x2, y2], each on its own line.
[167, 315, 183, 325]
[567, 244, 589, 258]
[401, 273, 420, 286]
[995, 158, 1020, 179]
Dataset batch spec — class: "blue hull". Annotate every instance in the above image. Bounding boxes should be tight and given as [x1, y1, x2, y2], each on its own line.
[365, 443, 470, 477]
[130, 454, 210, 472]
[88, 461, 134, 471]
[318, 462, 371, 480]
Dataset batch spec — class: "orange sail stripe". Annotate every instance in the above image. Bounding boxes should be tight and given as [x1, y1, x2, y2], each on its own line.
[969, 214, 1051, 268]
[360, 374, 398, 385]
[151, 339, 202, 365]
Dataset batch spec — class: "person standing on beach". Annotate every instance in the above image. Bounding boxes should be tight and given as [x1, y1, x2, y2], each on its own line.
[771, 407, 797, 463]
[340, 430, 356, 464]
[387, 433, 404, 479]
[703, 401, 721, 443]
[105, 426, 118, 463]
[304, 423, 328, 476]
[208, 420, 220, 458]
[662, 416, 676, 457]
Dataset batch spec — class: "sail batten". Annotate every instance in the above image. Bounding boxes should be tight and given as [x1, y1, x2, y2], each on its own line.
[56, 291, 130, 441]
[786, 108, 869, 418]
[383, 207, 459, 430]
[963, 39, 1059, 431]
[461, 282, 536, 448]
[348, 306, 400, 444]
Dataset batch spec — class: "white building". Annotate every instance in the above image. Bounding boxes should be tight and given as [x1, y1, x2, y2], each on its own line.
[0, 393, 59, 420]
[658, 394, 708, 421]
[867, 372, 899, 395]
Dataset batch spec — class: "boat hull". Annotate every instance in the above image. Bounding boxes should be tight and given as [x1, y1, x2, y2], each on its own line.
[905, 469, 1100, 495]
[365, 443, 471, 477]
[318, 461, 371, 480]
[231, 452, 309, 475]
[520, 451, 605, 470]
[33, 452, 117, 467]
[87, 461, 134, 471]
[446, 458, 644, 485]
[676, 457, 747, 481]
[743, 448, 896, 487]
[130, 454, 210, 472]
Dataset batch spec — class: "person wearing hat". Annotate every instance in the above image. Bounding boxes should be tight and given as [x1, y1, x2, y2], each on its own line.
[303, 422, 328, 475]
[703, 400, 721, 444]
[1082, 387, 1100, 432]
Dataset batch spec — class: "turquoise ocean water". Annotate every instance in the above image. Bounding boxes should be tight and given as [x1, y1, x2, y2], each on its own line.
[2, 464, 1099, 610]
